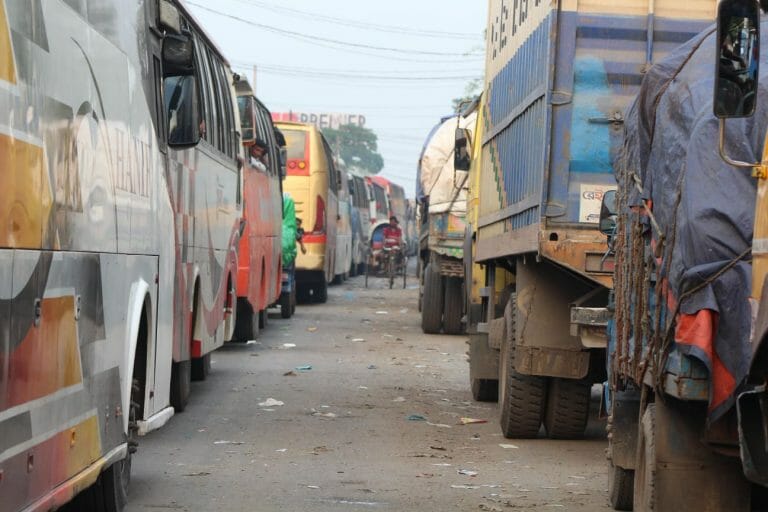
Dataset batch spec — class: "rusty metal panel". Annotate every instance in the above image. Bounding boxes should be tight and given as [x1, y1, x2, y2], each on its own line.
[515, 346, 590, 379]
[469, 333, 500, 381]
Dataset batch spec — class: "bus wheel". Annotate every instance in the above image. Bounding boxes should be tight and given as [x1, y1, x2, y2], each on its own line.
[170, 359, 191, 412]
[233, 298, 258, 342]
[314, 280, 328, 303]
[280, 292, 293, 318]
[259, 308, 269, 329]
[191, 353, 211, 381]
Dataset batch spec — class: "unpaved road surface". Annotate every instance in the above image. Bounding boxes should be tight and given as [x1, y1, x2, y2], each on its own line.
[124, 274, 611, 511]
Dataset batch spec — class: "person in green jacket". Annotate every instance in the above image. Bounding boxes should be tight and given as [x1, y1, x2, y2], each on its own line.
[282, 192, 298, 268]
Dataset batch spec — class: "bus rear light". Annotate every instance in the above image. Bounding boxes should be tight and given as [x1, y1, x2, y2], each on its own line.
[313, 195, 325, 234]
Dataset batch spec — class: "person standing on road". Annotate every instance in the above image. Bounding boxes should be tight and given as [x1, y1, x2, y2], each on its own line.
[283, 193, 298, 267]
[296, 217, 307, 255]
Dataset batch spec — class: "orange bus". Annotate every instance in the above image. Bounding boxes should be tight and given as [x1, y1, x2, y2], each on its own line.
[233, 79, 284, 338]
[276, 121, 339, 303]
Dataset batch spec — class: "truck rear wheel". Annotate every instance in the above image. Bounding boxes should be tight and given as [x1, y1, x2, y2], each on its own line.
[609, 462, 634, 511]
[443, 276, 463, 334]
[543, 378, 591, 439]
[471, 378, 498, 402]
[499, 294, 546, 438]
[314, 280, 328, 303]
[259, 308, 269, 329]
[421, 263, 443, 333]
[634, 401, 751, 511]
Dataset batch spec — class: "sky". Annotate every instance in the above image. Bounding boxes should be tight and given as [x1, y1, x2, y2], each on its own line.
[185, 0, 488, 197]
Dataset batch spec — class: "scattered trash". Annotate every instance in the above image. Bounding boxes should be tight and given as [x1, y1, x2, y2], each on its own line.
[568, 475, 586, 480]
[312, 410, 337, 418]
[307, 485, 320, 489]
[295, 365, 313, 372]
[283, 371, 297, 377]
[214, 440, 244, 445]
[352, 338, 366, 342]
[307, 326, 318, 332]
[392, 397, 406, 402]
[427, 421, 452, 429]
[375, 311, 389, 315]
[275, 449, 287, 453]
[250, 353, 259, 357]
[311, 446, 331, 455]
[183, 471, 211, 477]
[358, 386, 369, 390]
[459, 417, 488, 425]
[399, 308, 408, 314]
[541, 486, 559, 490]
[245, 340, 259, 345]
[499, 444, 519, 449]
[457, 469, 478, 477]
[367, 364, 378, 370]
[281, 343, 296, 349]
[451, 484, 479, 490]
[430, 446, 447, 451]
[407, 414, 427, 422]
[258, 398, 284, 407]
[432, 463, 452, 466]
[414, 364, 427, 369]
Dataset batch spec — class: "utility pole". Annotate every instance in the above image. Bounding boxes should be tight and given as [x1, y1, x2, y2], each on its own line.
[252, 65, 257, 95]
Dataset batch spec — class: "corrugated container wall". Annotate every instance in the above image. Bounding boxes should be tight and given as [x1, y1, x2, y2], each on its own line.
[477, 0, 715, 261]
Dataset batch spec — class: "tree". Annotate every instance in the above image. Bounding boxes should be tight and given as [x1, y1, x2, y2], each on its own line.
[323, 124, 384, 174]
[452, 78, 482, 113]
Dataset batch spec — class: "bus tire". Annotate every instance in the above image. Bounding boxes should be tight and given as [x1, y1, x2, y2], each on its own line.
[314, 280, 328, 303]
[191, 353, 210, 381]
[421, 263, 443, 334]
[259, 308, 268, 329]
[170, 359, 191, 413]
[499, 294, 546, 438]
[543, 378, 591, 439]
[233, 298, 258, 342]
[280, 292, 292, 319]
[443, 276, 463, 334]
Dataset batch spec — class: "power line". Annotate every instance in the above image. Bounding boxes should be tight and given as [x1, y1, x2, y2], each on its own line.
[187, 3, 483, 59]
[232, 62, 483, 78]
[230, 0, 482, 40]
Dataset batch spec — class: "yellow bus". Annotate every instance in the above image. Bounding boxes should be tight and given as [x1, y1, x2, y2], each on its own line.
[276, 122, 339, 303]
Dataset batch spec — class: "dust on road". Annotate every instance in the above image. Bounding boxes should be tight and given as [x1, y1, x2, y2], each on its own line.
[125, 274, 610, 512]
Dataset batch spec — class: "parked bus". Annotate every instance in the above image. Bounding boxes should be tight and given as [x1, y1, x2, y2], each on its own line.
[276, 121, 339, 303]
[371, 176, 407, 226]
[348, 173, 371, 275]
[0, 0, 241, 510]
[234, 78, 283, 339]
[333, 161, 353, 284]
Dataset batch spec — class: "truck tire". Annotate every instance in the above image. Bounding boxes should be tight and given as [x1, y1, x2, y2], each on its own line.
[609, 462, 634, 511]
[233, 298, 258, 342]
[543, 378, 591, 439]
[421, 263, 443, 334]
[443, 276, 463, 334]
[259, 308, 269, 329]
[471, 378, 498, 402]
[499, 294, 546, 438]
[634, 404, 657, 511]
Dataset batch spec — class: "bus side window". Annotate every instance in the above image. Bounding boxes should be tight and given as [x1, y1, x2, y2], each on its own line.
[192, 34, 212, 145]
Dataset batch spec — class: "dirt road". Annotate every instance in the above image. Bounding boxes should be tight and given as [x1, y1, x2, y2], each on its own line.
[124, 274, 611, 511]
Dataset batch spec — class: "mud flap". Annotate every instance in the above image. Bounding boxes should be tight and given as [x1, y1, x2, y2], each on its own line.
[737, 386, 768, 486]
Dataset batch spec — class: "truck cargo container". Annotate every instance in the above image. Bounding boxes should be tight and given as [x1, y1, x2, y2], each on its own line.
[468, 0, 714, 440]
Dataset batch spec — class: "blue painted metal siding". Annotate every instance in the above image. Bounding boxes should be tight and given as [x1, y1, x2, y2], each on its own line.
[483, 9, 711, 234]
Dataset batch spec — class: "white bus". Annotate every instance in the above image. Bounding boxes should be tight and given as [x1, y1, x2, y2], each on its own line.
[0, 0, 242, 510]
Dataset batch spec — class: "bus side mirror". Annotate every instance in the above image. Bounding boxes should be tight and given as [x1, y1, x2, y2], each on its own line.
[162, 33, 195, 77]
[454, 128, 472, 171]
[598, 190, 618, 236]
[714, 0, 760, 119]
